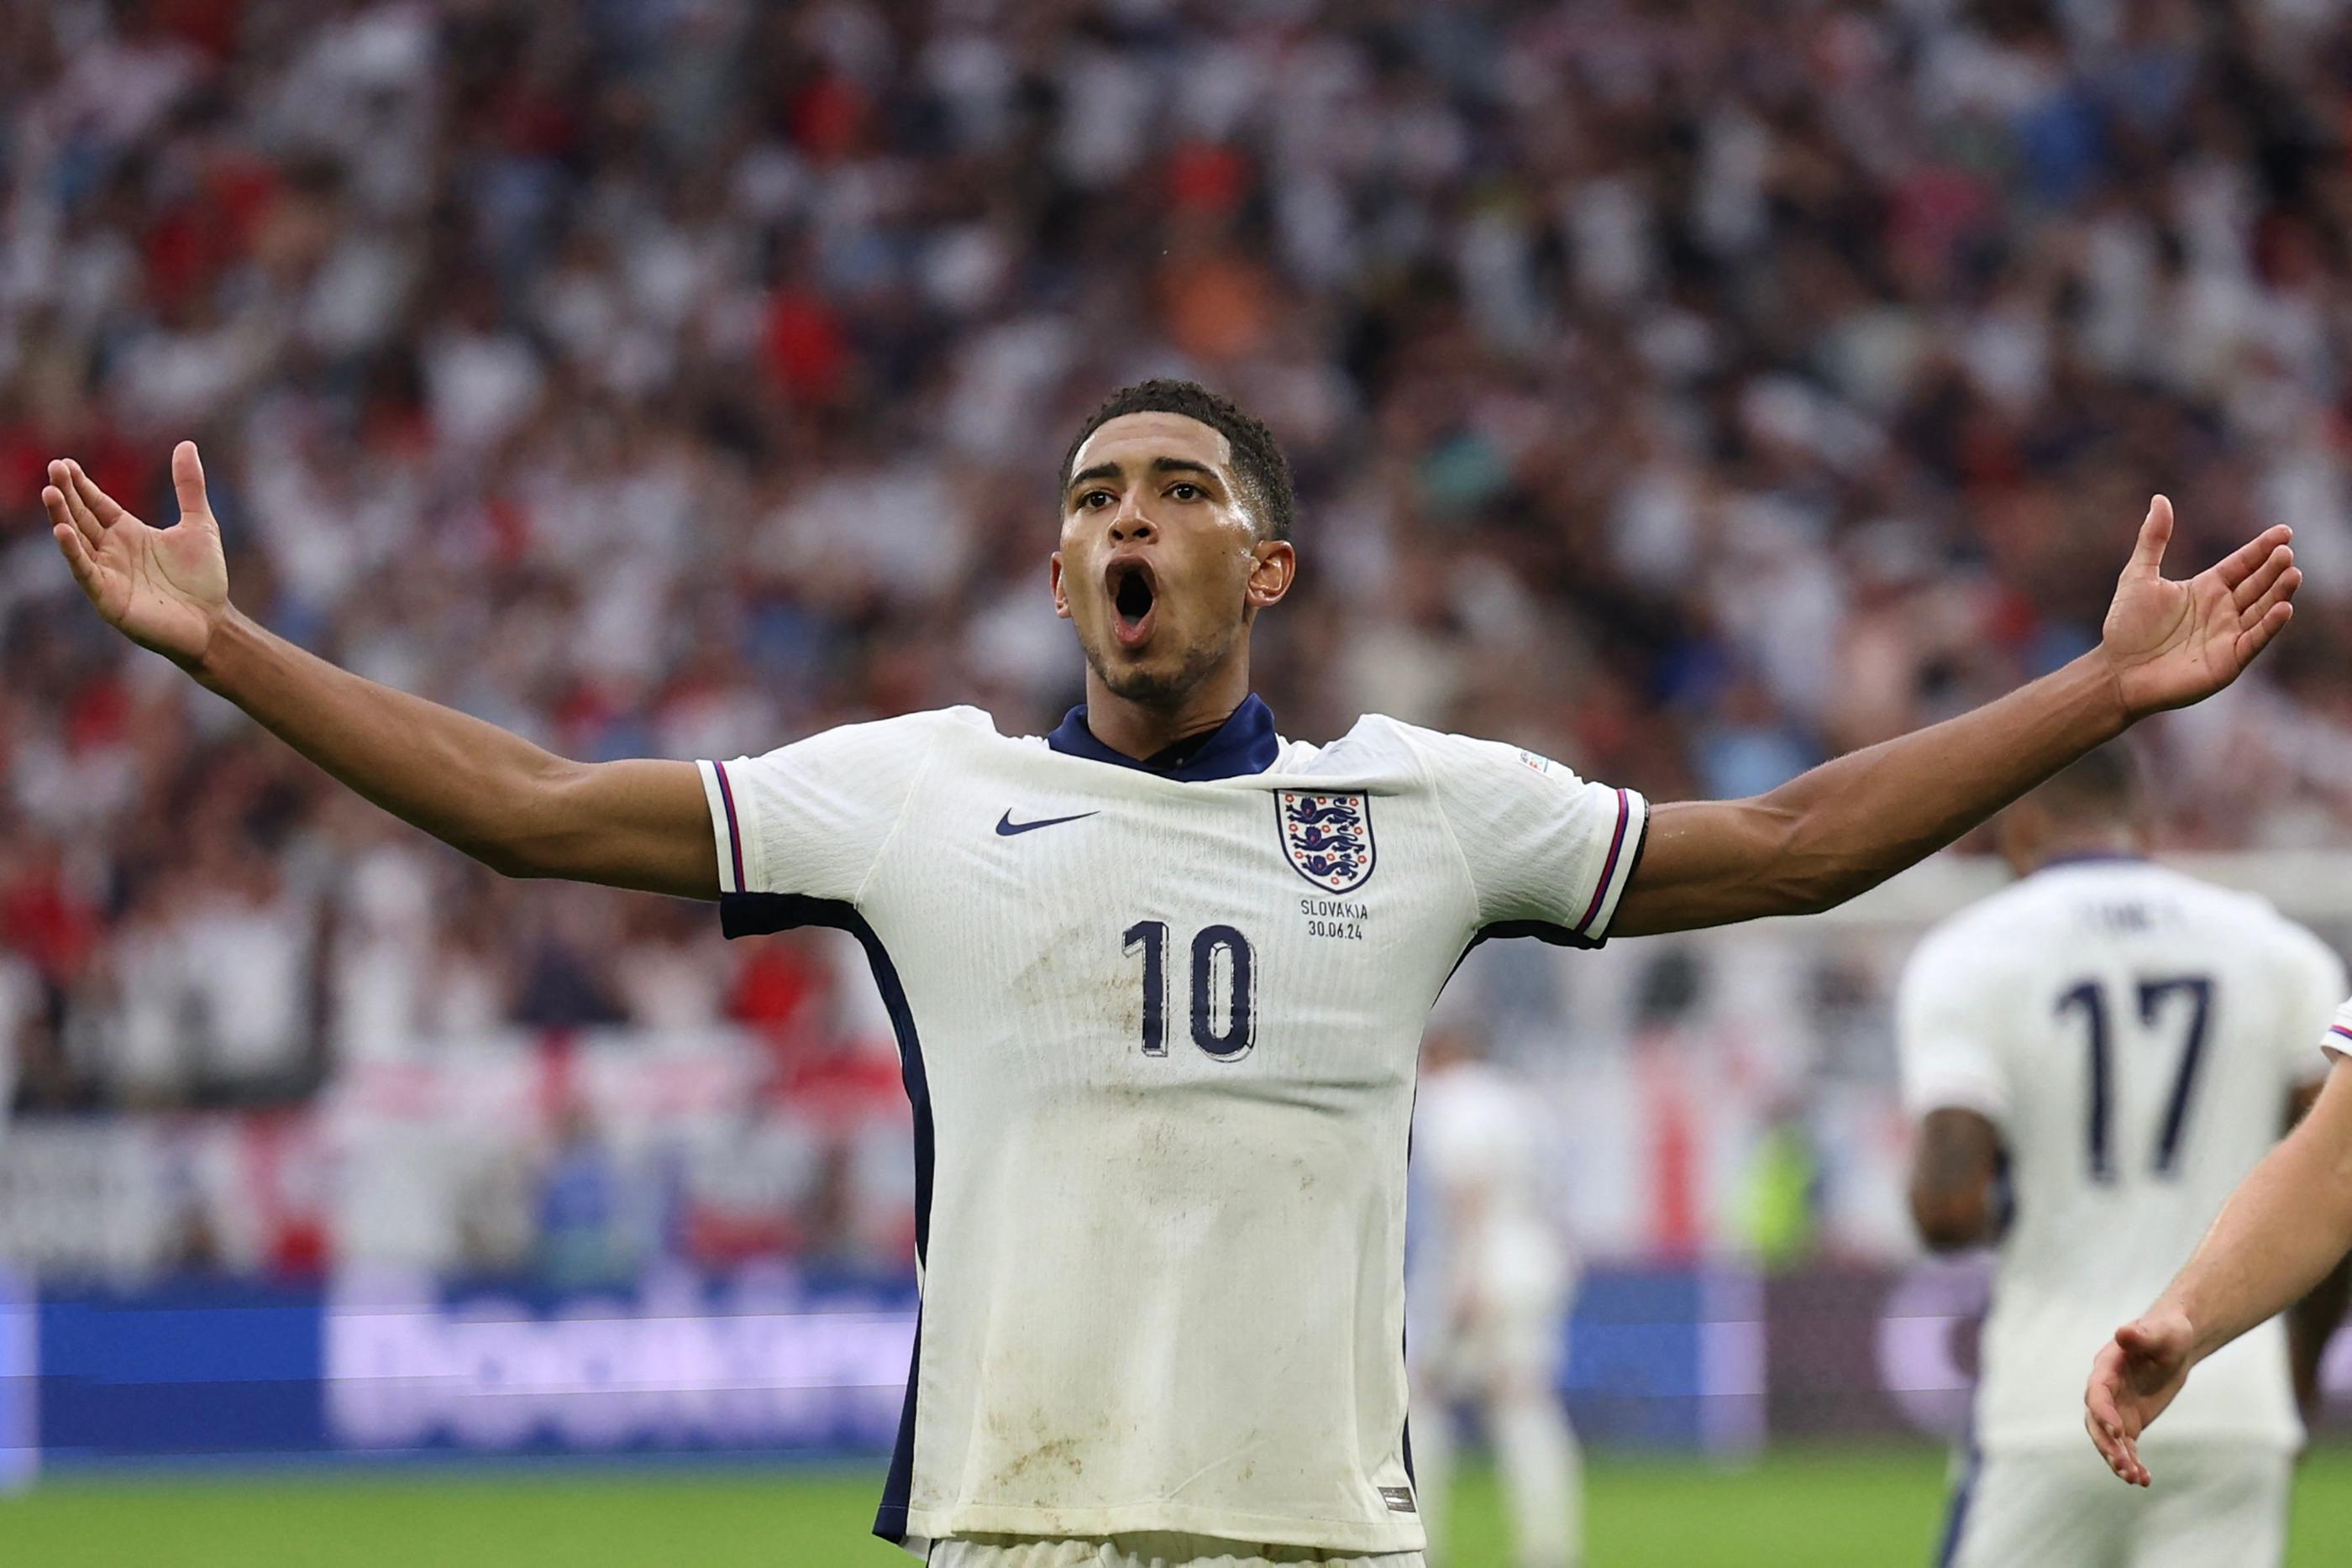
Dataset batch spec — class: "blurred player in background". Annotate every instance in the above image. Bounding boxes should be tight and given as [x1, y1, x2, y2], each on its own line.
[1898, 746, 2349, 1568]
[1408, 1015, 1581, 1568]
[42, 381, 2306, 1567]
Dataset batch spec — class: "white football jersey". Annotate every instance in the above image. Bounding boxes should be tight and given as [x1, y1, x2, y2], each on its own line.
[1897, 857, 2344, 1454]
[698, 697, 1646, 1555]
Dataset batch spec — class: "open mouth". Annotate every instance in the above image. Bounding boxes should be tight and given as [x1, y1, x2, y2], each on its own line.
[1106, 559, 1158, 649]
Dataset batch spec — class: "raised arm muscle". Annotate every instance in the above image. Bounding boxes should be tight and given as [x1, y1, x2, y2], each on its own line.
[1615, 654, 2124, 936]
[196, 610, 717, 898]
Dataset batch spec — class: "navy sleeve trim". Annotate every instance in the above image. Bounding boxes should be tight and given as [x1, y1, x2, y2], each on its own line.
[1470, 799, 1648, 952]
[1625, 801, 1652, 883]
[1570, 788, 1634, 937]
[710, 761, 748, 894]
[1611, 800, 1653, 931]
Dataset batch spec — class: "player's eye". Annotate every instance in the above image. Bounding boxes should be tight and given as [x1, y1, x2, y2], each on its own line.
[1168, 483, 1203, 502]
[1079, 490, 1115, 510]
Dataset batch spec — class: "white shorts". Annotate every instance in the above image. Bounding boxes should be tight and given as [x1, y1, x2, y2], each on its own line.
[927, 1534, 1424, 1568]
[1941, 1440, 2292, 1568]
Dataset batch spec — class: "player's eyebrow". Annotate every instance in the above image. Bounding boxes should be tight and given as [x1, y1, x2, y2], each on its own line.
[1147, 457, 1220, 485]
[1065, 456, 1223, 500]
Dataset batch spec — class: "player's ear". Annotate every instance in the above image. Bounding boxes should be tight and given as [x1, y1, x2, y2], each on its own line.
[1050, 551, 1071, 620]
[1245, 538, 1295, 610]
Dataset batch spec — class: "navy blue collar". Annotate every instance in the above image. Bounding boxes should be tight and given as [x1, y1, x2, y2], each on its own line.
[1045, 694, 1281, 782]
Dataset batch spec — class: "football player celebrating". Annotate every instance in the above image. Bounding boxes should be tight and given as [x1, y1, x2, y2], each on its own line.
[45, 379, 2300, 1568]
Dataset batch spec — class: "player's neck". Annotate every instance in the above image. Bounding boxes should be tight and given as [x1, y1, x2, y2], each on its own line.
[1080, 663, 1253, 762]
[2029, 830, 2144, 872]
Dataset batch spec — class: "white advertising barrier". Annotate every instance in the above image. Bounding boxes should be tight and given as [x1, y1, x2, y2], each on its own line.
[0, 1125, 181, 1281]
[0, 1030, 775, 1282]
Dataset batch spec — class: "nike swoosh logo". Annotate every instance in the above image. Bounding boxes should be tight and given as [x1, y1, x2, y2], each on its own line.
[995, 810, 1100, 836]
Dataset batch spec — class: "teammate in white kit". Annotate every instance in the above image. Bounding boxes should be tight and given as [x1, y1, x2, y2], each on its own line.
[1407, 1019, 1583, 1568]
[2087, 1001, 2352, 1492]
[44, 380, 2306, 1567]
[1898, 748, 2349, 1568]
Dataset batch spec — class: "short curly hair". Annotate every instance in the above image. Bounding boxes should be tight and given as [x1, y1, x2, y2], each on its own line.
[2029, 741, 2147, 825]
[1059, 379, 1295, 543]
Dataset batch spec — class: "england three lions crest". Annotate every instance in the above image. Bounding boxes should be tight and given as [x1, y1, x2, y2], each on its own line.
[1276, 790, 1376, 893]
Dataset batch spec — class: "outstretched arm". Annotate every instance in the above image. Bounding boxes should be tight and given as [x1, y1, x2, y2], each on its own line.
[2085, 1057, 2352, 1486]
[2285, 1078, 2352, 1417]
[43, 446, 716, 898]
[1615, 498, 2297, 936]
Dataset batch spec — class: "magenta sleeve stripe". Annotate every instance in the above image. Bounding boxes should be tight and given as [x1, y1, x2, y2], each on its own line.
[2330, 1024, 2352, 1041]
[712, 761, 747, 894]
[1574, 789, 1631, 936]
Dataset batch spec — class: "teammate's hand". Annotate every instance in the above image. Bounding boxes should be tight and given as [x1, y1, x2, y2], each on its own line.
[2082, 1308, 2196, 1487]
[2098, 497, 2298, 717]
[43, 443, 229, 668]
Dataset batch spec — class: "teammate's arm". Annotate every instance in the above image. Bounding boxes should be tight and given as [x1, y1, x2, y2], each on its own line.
[2085, 1057, 2352, 1486]
[1906, 1108, 2003, 1252]
[1614, 498, 2296, 936]
[43, 448, 716, 898]
[2282, 1081, 2352, 1419]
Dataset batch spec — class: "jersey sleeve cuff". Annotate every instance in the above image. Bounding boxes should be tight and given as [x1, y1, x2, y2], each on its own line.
[2323, 1022, 2352, 1063]
[1575, 789, 1649, 944]
[698, 758, 749, 896]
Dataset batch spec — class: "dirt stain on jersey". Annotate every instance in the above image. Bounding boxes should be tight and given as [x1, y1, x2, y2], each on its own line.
[981, 1401, 1103, 1497]
[1000, 1434, 1085, 1484]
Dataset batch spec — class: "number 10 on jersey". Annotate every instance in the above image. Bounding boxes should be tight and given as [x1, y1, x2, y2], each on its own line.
[1123, 920, 1257, 1061]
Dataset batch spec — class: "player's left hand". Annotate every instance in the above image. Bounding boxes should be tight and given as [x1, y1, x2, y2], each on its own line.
[2099, 497, 2297, 718]
[2082, 1308, 2196, 1487]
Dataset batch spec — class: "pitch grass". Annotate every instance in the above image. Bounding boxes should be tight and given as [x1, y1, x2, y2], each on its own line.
[7, 1444, 2352, 1566]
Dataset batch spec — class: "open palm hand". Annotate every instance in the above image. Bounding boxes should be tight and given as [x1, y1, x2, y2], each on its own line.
[43, 443, 228, 668]
[2084, 1308, 2197, 1487]
[2102, 496, 2299, 718]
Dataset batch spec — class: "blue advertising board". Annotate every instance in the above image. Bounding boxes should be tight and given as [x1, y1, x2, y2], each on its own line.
[24, 1266, 1744, 1468]
[39, 1279, 323, 1459]
[0, 1270, 34, 1487]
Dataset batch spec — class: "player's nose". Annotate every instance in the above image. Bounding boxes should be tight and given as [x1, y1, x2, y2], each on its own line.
[1107, 505, 1156, 543]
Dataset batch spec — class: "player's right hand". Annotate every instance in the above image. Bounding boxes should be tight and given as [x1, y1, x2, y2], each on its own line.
[2082, 1308, 2196, 1487]
[43, 443, 229, 668]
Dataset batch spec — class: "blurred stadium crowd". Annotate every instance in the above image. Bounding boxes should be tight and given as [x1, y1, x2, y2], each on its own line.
[10, 0, 2352, 1276]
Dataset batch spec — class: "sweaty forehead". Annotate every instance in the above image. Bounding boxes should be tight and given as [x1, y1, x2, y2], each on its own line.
[1068, 412, 1234, 485]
